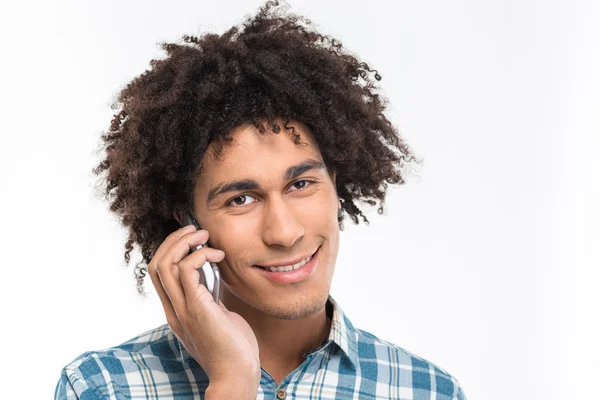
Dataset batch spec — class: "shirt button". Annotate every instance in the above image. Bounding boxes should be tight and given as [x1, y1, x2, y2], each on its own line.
[276, 388, 287, 399]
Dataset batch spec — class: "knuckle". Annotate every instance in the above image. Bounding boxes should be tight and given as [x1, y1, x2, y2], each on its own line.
[197, 288, 214, 303]
[174, 260, 187, 272]
[177, 257, 201, 271]
[191, 229, 209, 242]
[171, 227, 189, 239]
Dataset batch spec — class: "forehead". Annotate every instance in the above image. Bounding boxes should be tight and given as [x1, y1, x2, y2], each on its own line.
[198, 120, 324, 185]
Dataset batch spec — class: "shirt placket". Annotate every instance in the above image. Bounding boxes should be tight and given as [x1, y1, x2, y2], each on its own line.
[258, 340, 333, 399]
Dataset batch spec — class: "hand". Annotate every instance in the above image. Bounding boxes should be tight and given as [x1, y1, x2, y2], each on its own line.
[147, 225, 261, 388]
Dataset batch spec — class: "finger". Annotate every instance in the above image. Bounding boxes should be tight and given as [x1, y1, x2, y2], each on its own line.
[150, 224, 197, 289]
[154, 225, 197, 263]
[178, 248, 225, 305]
[156, 230, 214, 320]
[158, 229, 211, 294]
[148, 225, 196, 327]
[148, 259, 181, 329]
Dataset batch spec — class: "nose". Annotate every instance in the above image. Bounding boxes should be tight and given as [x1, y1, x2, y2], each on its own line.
[261, 197, 304, 248]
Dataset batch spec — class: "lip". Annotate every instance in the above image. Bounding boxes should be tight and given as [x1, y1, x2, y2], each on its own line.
[253, 246, 320, 284]
[256, 248, 318, 269]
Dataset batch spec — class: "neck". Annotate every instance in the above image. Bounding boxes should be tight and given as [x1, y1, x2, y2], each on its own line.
[221, 290, 332, 383]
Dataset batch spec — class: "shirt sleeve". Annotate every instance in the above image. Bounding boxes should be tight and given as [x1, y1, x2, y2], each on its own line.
[54, 369, 79, 400]
[454, 383, 467, 400]
[54, 368, 99, 400]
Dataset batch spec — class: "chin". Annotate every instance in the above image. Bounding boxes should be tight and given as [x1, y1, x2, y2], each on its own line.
[257, 289, 331, 320]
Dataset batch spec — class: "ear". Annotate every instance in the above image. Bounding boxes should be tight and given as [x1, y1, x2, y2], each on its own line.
[173, 208, 183, 226]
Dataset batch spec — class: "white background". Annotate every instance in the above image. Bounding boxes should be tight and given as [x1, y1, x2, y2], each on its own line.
[1, 0, 599, 399]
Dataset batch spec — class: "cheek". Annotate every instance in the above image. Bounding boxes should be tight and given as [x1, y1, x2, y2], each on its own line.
[306, 207, 336, 230]
[299, 199, 339, 246]
[208, 217, 260, 267]
[305, 193, 338, 225]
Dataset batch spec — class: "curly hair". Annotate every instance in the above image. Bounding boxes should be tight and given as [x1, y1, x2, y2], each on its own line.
[93, 0, 420, 295]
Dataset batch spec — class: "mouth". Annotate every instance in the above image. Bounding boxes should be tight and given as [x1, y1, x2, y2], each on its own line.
[252, 246, 321, 284]
[255, 248, 318, 272]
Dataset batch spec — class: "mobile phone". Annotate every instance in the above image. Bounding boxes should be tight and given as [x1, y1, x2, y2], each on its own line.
[180, 210, 221, 305]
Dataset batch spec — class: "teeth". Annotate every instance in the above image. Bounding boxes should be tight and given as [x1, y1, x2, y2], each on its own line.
[266, 254, 312, 273]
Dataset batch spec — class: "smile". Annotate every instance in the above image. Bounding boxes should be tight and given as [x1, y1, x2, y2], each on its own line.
[253, 246, 321, 284]
[260, 253, 314, 272]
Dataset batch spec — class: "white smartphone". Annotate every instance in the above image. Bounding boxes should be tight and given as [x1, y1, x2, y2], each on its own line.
[180, 211, 221, 304]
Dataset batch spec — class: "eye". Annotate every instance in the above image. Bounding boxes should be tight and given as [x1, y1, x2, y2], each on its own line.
[289, 179, 313, 192]
[227, 194, 257, 207]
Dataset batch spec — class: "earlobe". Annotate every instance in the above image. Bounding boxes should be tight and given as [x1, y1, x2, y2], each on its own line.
[173, 208, 182, 226]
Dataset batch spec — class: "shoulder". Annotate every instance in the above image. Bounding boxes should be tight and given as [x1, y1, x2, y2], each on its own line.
[55, 324, 195, 400]
[352, 327, 466, 399]
[60, 323, 176, 372]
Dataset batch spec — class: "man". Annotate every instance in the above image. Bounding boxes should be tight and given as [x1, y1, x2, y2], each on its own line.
[55, 1, 466, 399]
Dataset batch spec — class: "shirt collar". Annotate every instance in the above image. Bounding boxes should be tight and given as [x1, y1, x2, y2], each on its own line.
[176, 294, 359, 371]
[322, 295, 360, 370]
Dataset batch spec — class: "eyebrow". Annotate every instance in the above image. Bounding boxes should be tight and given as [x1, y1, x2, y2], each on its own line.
[206, 159, 326, 205]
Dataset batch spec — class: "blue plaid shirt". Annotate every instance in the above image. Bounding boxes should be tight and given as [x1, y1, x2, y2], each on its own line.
[55, 295, 466, 399]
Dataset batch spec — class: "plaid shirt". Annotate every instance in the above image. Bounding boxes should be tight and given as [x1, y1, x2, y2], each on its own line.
[55, 295, 466, 399]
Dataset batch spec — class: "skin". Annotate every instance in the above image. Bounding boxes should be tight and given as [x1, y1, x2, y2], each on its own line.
[165, 119, 341, 386]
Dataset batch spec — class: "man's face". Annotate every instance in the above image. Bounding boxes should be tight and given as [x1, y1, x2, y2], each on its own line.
[192, 120, 340, 320]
